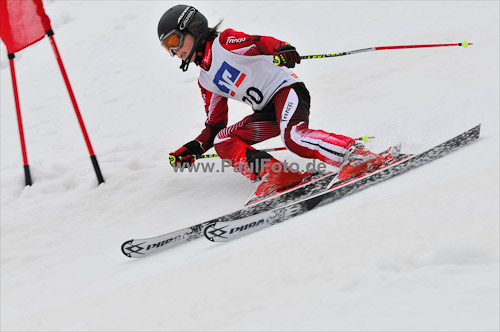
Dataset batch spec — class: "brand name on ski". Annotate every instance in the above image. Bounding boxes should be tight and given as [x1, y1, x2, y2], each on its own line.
[229, 219, 264, 234]
[146, 235, 181, 250]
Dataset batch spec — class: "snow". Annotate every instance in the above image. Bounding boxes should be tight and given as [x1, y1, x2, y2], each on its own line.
[1, 1, 499, 331]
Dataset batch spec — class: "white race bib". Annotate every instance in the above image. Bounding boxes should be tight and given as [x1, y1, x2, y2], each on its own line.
[199, 37, 302, 111]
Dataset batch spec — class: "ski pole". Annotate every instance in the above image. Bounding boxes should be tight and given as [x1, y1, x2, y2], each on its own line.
[298, 40, 472, 61]
[169, 147, 287, 164]
[196, 146, 288, 161]
[169, 136, 374, 164]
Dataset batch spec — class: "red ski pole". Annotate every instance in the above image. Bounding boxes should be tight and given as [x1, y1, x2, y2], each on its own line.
[297, 41, 472, 61]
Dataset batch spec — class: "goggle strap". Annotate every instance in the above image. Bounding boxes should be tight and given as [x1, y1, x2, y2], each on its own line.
[180, 31, 207, 72]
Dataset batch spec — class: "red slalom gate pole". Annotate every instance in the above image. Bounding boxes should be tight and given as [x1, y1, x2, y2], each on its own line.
[46, 30, 104, 185]
[299, 41, 473, 60]
[8, 53, 32, 186]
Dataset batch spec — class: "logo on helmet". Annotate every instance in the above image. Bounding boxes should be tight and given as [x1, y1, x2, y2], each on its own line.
[179, 7, 196, 31]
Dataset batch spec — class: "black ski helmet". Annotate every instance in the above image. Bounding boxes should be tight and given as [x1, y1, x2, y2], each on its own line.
[157, 5, 209, 71]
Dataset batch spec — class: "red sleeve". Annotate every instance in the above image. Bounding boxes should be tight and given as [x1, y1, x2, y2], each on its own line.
[195, 81, 229, 151]
[218, 28, 289, 56]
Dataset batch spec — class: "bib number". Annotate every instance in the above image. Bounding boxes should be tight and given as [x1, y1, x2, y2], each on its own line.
[242, 87, 264, 107]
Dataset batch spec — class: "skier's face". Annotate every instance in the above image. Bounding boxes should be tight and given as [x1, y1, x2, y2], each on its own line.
[172, 33, 195, 63]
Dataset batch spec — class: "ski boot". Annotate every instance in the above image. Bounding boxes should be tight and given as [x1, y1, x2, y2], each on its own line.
[255, 158, 311, 196]
[338, 143, 387, 180]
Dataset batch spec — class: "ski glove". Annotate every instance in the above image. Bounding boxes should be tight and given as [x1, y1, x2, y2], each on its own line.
[274, 44, 301, 68]
[169, 140, 204, 168]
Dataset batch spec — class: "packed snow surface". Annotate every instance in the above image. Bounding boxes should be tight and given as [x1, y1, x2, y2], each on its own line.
[1, 1, 499, 331]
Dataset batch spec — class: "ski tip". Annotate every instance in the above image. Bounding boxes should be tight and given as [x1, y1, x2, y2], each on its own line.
[121, 239, 134, 258]
[204, 223, 224, 242]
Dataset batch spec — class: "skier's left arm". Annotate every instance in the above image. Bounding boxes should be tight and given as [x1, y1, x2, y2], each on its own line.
[219, 29, 301, 68]
[273, 43, 301, 68]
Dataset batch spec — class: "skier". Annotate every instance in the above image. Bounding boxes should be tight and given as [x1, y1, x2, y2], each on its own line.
[160, 5, 387, 196]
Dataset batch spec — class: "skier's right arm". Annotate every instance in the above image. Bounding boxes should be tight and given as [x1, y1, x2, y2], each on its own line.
[195, 84, 228, 151]
[169, 83, 228, 168]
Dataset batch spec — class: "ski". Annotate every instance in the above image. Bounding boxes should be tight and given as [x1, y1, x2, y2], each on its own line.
[204, 124, 481, 243]
[121, 148, 397, 258]
[121, 124, 480, 257]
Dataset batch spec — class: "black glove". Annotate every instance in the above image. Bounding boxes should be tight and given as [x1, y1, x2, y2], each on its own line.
[274, 44, 301, 68]
[169, 140, 204, 168]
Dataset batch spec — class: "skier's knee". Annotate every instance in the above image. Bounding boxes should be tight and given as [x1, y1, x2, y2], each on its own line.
[214, 135, 230, 152]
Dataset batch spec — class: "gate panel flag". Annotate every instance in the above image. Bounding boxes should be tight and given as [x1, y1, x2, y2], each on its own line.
[0, 0, 52, 54]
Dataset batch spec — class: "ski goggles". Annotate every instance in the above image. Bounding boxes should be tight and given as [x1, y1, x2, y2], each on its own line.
[160, 30, 186, 57]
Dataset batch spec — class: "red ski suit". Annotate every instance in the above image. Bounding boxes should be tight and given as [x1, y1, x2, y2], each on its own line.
[195, 29, 356, 180]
